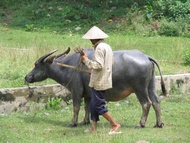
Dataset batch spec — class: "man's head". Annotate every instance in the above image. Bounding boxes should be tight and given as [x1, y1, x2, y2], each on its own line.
[90, 39, 102, 45]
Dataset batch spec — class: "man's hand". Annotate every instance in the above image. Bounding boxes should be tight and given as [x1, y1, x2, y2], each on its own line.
[80, 53, 87, 61]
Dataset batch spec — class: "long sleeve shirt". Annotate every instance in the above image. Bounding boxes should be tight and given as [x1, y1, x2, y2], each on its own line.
[83, 41, 113, 90]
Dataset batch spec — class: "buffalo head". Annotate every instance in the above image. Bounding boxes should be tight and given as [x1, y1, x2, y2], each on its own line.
[25, 47, 70, 83]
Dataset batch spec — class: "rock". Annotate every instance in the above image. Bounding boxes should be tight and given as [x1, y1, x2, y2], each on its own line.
[0, 96, 27, 114]
[0, 92, 15, 101]
[18, 102, 46, 112]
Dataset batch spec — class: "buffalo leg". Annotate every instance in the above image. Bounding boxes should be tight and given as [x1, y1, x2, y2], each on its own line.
[148, 77, 164, 128]
[80, 97, 90, 125]
[135, 89, 152, 128]
[68, 96, 82, 127]
[68, 105, 80, 127]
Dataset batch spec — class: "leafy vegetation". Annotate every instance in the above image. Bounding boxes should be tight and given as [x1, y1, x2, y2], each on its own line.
[46, 97, 62, 110]
[0, 94, 190, 143]
[183, 48, 190, 65]
[0, 0, 189, 37]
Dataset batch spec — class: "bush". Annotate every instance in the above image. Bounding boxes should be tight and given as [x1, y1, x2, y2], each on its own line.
[182, 48, 190, 66]
[46, 97, 62, 110]
[158, 19, 180, 36]
[158, 17, 189, 37]
[168, 1, 190, 19]
[152, 0, 190, 20]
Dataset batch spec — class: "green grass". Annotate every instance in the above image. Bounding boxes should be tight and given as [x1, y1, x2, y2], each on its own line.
[0, 94, 190, 143]
[0, 25, 190, 88]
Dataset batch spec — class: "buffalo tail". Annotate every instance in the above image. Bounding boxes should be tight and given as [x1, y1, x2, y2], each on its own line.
[149, 57, 167, 97]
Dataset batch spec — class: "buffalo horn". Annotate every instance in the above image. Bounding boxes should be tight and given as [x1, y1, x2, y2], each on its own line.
[36, 49, 58, 64]
[55, 47, 70, 59]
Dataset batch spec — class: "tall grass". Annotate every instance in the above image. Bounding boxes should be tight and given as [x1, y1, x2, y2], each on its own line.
[0, 26, 190, 88]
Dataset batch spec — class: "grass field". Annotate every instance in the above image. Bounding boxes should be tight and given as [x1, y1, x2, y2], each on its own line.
[0, 25, 190, 88]
[1, 2, 190, 142]
[0, 26, 190, 143]
[0, 94, 190, 143]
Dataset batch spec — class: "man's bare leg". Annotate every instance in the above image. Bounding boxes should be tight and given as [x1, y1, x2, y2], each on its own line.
[102, 112, 121, 132]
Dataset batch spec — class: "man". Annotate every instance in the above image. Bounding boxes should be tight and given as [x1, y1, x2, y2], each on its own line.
[80, 26, 121, 134]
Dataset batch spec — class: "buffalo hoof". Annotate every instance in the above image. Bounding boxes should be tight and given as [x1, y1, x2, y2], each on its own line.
[154, 123, 164, 128]
[67, 123, 77, 128]
[79, 121, 90, 126]
[135, 123, 145, 129]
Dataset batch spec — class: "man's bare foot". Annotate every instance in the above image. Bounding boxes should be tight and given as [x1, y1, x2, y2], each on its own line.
[111, 123, 121, 132]
[84, 121, 97, 133]
[84, 128, 96, 133]
[108, 124, 122, 135]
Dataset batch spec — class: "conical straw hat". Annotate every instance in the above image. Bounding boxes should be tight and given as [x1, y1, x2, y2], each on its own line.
[82, 26, 109, 39]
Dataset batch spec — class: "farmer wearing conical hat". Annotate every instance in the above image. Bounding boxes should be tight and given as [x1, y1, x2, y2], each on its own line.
[81, 26, 121, 134]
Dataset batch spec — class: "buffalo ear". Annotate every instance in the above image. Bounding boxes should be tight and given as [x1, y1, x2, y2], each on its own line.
[44, 55, 56, 64]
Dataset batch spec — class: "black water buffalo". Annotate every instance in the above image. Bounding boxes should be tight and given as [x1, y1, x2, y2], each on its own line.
[25, 47, 167, 128]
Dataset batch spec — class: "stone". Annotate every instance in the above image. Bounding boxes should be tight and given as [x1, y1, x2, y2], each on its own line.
[0, 96, 27, 114]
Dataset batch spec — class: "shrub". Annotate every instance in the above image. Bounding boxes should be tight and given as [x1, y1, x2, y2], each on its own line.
[152, 0, 190, 20]
[182, 48, 190, 66]
[46, 97, 62, 110]
[168, 1, 190, 19]
[158, 17, 190, 37]
[158, 19, 180, 36]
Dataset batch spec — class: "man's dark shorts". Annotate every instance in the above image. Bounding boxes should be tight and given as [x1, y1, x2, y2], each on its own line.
[90, 88, 108, 122]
